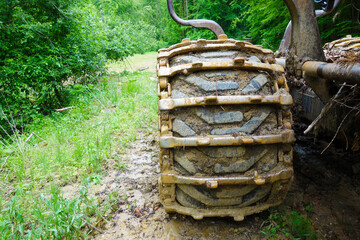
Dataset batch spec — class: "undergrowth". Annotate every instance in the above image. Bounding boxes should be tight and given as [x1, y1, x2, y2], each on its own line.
[0, 69, 157, 238]
[260, 207, 317, 240]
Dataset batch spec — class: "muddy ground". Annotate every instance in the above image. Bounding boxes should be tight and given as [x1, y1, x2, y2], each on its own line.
[70, 124, 359, 240]
[62, 54, 360, 239]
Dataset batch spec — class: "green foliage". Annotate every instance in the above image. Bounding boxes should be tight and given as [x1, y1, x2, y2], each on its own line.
[0, 0, 158, 135]
[171, 0, 249, 40]
[0, 185, 86, 239]
[0, 69, 157, 238]
[0, 182, 125, 239]
[318, 0, 360, 44]
[0, 0, 102, 132]
[260, 209, 291, 239]
[240, 0, 290, 50]
[261, 208, 317, 240]
[289, 211, 317, 240]
[91, 0, 158, 54]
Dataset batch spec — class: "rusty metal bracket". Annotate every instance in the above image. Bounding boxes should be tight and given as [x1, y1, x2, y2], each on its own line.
[167, 0, 225, 38]
[162, 198, 288, 221]
[160, 130, 295, 148]
[157, 60, 284, 77]
[158, 94, 293, 110]
[158, 40, 273, 60]
[161, 166, 293, 186]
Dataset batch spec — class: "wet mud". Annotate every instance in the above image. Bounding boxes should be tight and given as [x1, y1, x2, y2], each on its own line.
[92, 131, 274, 240]
[288, 121, 360, 239]
[90, 124, 359, 239]
[61, 128, 359, 239]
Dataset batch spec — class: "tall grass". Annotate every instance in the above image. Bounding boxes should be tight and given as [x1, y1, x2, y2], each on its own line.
[0, 70, 157, 238]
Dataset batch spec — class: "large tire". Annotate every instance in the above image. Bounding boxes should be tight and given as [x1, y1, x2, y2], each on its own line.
[157, 37, 294, 220]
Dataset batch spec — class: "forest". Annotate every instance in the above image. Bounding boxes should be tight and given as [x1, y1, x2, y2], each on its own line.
[0, 0, 359, 131]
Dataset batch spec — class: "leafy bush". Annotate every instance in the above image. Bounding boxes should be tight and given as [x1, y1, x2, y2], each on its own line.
[318, 0, 360, 44]
[240, 0, 290, 50]
[0, 1, 105, 133]
[240, 0, 359, 50]
[0, 0, 158, 135]
[261, 209, 317, 240]
[0, 70, 157, 238]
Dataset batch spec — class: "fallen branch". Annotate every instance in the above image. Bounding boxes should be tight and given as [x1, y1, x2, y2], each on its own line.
[82, 218, 104, 234]
[24, 132, 45, 144]
[304, 82, 346, 134]
[0, 156, 9, 173]
[55, 106, 73, 112]
[137, 66, 149, 72]
[321, 109, 354, 154]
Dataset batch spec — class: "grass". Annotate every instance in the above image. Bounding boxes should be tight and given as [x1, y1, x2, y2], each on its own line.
[107, 52, 158, 73]
[0, 53, 158, 238]
[260, 207, 317, 240]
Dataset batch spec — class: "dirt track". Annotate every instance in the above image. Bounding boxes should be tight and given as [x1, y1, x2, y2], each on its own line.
[93, 131, 270, 240]
[78, 127, 359, 240]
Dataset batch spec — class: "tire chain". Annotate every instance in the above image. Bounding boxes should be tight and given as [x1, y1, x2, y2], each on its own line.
[157, 36, 294, 220]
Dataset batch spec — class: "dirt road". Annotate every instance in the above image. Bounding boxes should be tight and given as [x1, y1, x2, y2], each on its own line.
[87, 128, 359, 240]
[93, 132, 269, 240]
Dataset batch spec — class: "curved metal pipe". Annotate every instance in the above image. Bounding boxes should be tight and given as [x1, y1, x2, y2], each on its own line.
[315, 0, 340, 17]
[278, 0, 341, 54]
[167, 0, 225, 38]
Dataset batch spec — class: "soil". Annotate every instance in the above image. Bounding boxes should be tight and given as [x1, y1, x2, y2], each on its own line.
[90, 131, 272, 240]
[70, 126, 358, 240]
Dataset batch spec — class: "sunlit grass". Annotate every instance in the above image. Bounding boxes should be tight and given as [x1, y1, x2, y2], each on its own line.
[0, 68, 157, 238]
[107, 52, 158, 73]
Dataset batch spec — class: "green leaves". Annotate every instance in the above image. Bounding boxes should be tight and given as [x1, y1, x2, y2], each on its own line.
[318, 1, 360, 44]
[240, 0, 290, 50]
[1, 0, 158, 134]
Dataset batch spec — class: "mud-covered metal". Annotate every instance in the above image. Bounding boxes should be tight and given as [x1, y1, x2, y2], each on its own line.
[160, 131, 295, 148]
[158, 94, 293, 110]
[324, 36, 360, 51]
[290, 89, 324, 121]
[157, 59, 285, 77]
[302, 61, 360, 85]
[299, 36, 360, 102]
[279, 0, 359, 105]
[282, 0, 325, 75]
[167, 0, 225, 38]
[278, 0, 341, 55]
[158, 38, 274, 58]
[161, 166, 293, 186]
[157, 36, 294, 221]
